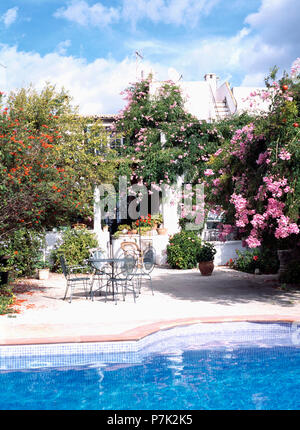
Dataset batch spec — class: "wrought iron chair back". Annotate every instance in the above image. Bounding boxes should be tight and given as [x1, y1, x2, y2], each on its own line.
[60, 255, 69, 277]
[89, 248, 106, 272]
[142, 247, 156, 274]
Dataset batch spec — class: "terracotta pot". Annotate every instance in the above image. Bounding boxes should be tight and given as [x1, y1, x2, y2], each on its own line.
[157, 227, 167, 235]
[198, 261, 214, 276]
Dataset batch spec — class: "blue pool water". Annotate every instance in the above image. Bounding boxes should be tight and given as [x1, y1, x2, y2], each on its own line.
[0, 323, 299, 410]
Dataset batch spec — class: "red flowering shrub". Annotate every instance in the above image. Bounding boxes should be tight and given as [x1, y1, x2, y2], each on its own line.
[0, 94, 80, 241]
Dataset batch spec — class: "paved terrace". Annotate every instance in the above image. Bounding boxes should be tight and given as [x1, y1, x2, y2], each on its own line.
[1, 267, 300, 345]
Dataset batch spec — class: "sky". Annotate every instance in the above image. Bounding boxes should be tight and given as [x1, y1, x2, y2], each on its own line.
[0, 0, 299, 115]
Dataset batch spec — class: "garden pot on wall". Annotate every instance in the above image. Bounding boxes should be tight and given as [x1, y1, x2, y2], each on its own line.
[157, 228, 167, 235]
[198, 261, 214, 276]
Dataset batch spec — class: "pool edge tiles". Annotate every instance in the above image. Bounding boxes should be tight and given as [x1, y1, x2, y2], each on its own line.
[0, 314, 297, 346]
[1, 321, 300, 370]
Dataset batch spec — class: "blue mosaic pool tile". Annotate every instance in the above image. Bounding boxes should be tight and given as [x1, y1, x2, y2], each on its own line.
[0, 322, 299, 370]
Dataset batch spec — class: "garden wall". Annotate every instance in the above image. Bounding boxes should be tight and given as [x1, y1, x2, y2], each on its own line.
[212, 240, 245, 266]
[45, 232, 245, 267]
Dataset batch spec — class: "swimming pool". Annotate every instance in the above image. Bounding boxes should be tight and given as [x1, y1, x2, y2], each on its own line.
[0, 322, 299, 410]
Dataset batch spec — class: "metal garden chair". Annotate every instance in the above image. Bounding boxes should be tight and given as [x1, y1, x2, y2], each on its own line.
[113, 253, 138, 303]
[88, 248, 112, 301]
[60, 255, 91, 303]
[120, 242, 155, 295]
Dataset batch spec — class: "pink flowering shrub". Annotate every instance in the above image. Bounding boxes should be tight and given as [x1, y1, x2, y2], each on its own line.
[206, 63, 300, 249]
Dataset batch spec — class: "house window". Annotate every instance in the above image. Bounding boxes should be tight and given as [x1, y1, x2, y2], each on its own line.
[107, 132, 124, 150]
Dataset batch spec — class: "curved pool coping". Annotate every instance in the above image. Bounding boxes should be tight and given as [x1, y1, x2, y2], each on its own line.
[1, 314, 299, 346]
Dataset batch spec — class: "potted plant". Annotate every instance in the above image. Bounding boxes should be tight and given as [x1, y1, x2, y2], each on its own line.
[140, 226, 152, 236]
[157, 225, 167, 235]
[117, 224, 131, 234]
[130, 223, 138, 235]
[36, 259, 51, 280]
[197, 242, 216, 276]
[152, 214, 163, 230]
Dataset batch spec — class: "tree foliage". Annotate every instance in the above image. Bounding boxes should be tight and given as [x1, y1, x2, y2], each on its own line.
[0, 84, 117, 240]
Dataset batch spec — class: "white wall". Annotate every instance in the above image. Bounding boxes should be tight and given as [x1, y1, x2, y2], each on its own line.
[179, 81, 212, 120]
[233, 87, 270, 115]
[150, 80, 213, 121]
[213, 240, 245, 266]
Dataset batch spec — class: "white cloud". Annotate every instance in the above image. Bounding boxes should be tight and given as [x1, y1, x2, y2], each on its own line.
[0, 44, 167, 115]
[54, 0, 219, 28]
[245, 0, 300, 46]
[241, 0, 300, 78]
[127, 28, 251, 83]
[1, 7, 19, 27]
[241, 72, 267, 87]
[54, 0, 120, 27]
[122, 0, 220, 27]
[56, 40, 72, 55]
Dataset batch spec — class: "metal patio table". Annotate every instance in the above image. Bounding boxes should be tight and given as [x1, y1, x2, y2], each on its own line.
[89, 257, 131, 303]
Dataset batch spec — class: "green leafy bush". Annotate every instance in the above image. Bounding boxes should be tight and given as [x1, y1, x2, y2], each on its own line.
[0, 229, 45, 279]
[197, 242, 216, 262]
[0, 286, 14, 315]
[279, 260, 300, 284]
[51, 228, 98, 272]
[167, 231, 202, 269]
[230, 248, 279, 274]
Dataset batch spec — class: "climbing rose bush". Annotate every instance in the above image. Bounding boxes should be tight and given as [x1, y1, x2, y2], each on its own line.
[113, 75, 228, 190]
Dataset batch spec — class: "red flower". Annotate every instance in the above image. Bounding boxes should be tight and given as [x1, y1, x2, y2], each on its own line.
[253, 255, 258, 261]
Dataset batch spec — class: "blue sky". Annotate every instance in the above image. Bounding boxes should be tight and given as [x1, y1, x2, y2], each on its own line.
[0, 0, 299, 114]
